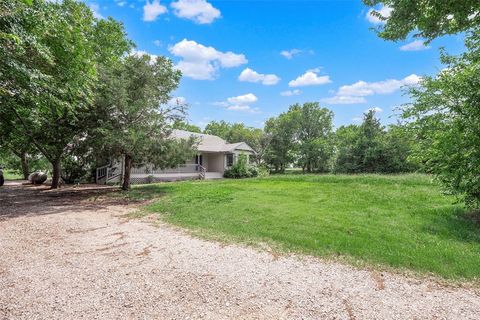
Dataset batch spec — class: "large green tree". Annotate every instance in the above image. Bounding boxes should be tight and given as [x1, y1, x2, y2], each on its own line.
[264, 111, 298, 172]
[402, 28, 480, 208]
[203, 120, 266, 162]
[292, 103, 334, 172]
[364, 0, 480, 41]
[0, 0, 131, 188]
[93, 54, 196, 190]
[335, 111, 415, 173]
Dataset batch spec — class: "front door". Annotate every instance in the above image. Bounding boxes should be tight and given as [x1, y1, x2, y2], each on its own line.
[195, 154, 203, 167]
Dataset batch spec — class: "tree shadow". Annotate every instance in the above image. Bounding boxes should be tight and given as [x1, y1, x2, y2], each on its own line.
[417, 206, 480, 244]
[0, 183, 141, 220]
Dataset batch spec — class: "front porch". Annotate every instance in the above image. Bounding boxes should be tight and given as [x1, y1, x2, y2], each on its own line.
[96, 153, 226, 185]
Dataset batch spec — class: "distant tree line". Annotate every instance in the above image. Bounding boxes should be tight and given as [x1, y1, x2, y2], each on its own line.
[182, 103, 418, 175]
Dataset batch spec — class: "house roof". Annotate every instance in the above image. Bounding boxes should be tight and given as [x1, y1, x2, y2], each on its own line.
[171, 129, 255, 153]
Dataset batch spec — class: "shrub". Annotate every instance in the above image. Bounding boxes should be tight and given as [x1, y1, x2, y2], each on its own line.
[224, 154, 258, 179]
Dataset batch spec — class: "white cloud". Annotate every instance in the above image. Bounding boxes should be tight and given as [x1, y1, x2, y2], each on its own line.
[153, 40, 162, 47]
[226, 105, 261, 114]
[400, 40, 430, 51]
[169, 39, 247, 80]
[89, 3, 103, 19]
[320, 96, 367, 105]
[366, 5, 392, 24]
[227, 93, 257, 104]
[280, 49, 302, 59]
[143, 0, 167, 22]
[171, 0, 221, 24]
[116, 1, 127, 7]
[366, 107, 383, 113]
[238, 68, 280, 85]
[337, 74, 420, 97]
[214, 93, 261, 113]
[288, 69, 331, 87]
[280, 89, 301, 97]
[321, 74, 420, 105]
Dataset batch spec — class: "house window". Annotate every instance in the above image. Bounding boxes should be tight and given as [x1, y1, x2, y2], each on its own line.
[226, 154, 234, 167]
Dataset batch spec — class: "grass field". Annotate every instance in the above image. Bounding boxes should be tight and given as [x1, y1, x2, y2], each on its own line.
[2, 170, 23, 180]
[129, 174, 480, 281]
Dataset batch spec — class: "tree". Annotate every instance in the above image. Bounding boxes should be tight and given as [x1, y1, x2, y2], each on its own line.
[204, 121, 232, 139]
[94, 54, 196, 190]
[171, 120, 202, 133]
[364, 0, 480, 41]
[203, 120, 266, 162]
[293, 103, 334, 172]
[402, 28, 480, 208]
[264, 112, 298, 172]
[0, 0, 132, 188]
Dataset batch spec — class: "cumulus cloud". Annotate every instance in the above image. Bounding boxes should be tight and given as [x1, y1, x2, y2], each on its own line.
[143, 0, 167, 22]
[171, 0, 221, 24]
[321, 74, 421, 105]
[214, 93, 261, 113]
[280, 49, 302, 59]
[400, 40, 430, 51]
[320, 96, 367, 105]
[288, 69, 331, 87]
[238, 68, 280, 85]
[366, 5, 392, 24]
[169, 39, 247, 80]
[227, 93, 258, 104]
[280, 89, 301, 97]
[337, 74, 420, 97]
[153, 40, 162, 47]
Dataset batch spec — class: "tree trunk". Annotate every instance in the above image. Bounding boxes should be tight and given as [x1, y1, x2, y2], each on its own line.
[51, 158, 61, 189]
[122, 154, 132, 191]
[20, 153, 29, 180]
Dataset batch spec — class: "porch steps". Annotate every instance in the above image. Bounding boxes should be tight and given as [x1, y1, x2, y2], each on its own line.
[204, 172, 224, 180]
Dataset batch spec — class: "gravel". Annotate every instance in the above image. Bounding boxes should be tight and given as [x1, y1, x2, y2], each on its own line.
[1, 182, 479, 319]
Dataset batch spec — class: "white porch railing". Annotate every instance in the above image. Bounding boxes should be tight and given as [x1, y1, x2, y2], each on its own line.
[131, 164, 204, 175]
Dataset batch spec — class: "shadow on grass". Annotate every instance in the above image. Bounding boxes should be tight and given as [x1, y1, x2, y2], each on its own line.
[415, 206, 480, 243]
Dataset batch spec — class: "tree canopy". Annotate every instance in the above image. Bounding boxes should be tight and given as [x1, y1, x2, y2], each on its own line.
[93, 54, 195, 190]
[402, 28, 480, 208]
[364, 0, 480, 41]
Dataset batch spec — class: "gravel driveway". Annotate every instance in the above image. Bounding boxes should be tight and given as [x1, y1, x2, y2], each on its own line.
[1, 182, 479, 319]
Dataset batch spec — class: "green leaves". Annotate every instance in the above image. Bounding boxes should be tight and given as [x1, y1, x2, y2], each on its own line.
[403, 28, 480, 209]
[363, 0, 480, 41]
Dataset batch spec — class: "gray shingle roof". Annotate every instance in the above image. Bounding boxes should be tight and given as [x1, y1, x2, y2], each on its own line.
[171, 130, 254, 153]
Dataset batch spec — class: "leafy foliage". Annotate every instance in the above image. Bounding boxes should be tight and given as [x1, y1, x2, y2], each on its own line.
[171, 120, 202, 133]
[264, 102, 334, 172]
[402, 28, 480, 208]
[224, 154, 258, 178]
[335, 111, 417, 173]
[364, 0, 480, 41]
[0, 0, 132, 188]
[93, 54, 196, 190]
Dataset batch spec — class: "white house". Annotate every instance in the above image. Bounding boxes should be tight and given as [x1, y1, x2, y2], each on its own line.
[96, 129, 256, 184]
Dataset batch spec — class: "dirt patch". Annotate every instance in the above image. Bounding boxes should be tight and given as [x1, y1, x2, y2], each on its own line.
[1, 183, 480, 319]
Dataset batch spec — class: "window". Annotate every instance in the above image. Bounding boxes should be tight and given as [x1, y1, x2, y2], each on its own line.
[226, 154, 234, 167]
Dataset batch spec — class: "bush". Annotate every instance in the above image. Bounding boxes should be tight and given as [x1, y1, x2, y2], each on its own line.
[224, 154, 258, 179]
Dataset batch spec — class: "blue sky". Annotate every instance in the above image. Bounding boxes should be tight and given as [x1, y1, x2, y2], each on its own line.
[89, 0, 465, 129]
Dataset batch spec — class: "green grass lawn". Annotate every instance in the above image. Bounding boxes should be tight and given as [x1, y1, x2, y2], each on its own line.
[2, 170, 23, 180]
[130, 174, 480, 282]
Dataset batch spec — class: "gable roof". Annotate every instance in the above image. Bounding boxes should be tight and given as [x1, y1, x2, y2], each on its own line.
[171, 129, 255, 153]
